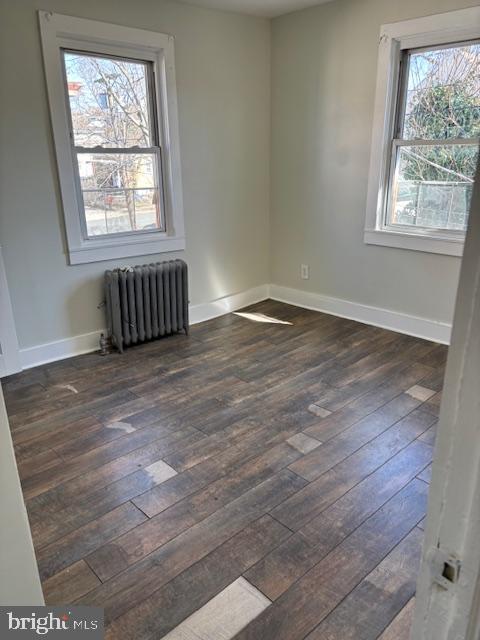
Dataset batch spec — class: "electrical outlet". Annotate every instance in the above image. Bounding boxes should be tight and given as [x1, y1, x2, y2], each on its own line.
[301, 264, 310, 280]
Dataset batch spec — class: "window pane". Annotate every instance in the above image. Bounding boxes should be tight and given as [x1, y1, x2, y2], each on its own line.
[78, 152, 163, 236]
[389, 144, 478, 231]
[78, 152, 158, 190]
[402, 42, 480, 140]
[64, 51, 153, 148]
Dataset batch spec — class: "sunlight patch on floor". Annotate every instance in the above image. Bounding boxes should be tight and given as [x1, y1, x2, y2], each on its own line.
[234, 312, 292, 325]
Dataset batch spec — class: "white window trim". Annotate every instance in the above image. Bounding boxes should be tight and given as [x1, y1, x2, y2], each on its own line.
[364, 7, 480, 257]
[39, 11, 185, 265]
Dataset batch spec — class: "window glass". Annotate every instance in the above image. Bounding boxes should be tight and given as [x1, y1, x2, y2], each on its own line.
[388, 41, 480, 232]
[78, 152, 162, 236]
[402, 43, 480, 140]
[63, 50, 164, 236]
[64, 51, 153, 148]
[391, 144, 477, 231]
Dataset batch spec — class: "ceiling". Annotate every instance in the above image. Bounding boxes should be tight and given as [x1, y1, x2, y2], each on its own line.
[173, 0, 335, 18]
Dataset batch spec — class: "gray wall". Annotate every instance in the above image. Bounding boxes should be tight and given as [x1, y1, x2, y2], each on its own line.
[0, 385, 44, 605]
[269, 0, 475, 325]
[0, 0, 270, 350]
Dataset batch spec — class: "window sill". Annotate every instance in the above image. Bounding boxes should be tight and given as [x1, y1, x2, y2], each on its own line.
[68, 235, 186, 265]
[364, 228, 464, 257]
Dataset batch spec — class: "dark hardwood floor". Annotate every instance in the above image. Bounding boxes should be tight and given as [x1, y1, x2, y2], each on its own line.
[3, 300, 446, 639]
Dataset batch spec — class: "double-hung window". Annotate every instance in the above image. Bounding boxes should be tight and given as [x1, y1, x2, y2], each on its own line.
[40, 12, 185, 264]
[64, 51, 164, 238]
[365, 7, 480, 256]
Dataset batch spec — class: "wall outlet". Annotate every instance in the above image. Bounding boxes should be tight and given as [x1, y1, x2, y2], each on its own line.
[301, 264, 310, 280]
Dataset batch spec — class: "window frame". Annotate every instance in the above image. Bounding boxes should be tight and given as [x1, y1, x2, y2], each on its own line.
[62, 48, 167, 239]
[364, 7, 480, 257]
[39, 11, 185, 264]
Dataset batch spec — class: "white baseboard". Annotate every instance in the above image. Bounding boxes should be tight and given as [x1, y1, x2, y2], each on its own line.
[269, 284, 451, 345]
[188, 284, 270, 324]
[19, 330, 105, 371]
[17, 281, 450, 371]
[18, 284, 270, 370]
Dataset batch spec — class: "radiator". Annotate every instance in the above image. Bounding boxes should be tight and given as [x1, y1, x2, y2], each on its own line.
[104, 259, 189, 353]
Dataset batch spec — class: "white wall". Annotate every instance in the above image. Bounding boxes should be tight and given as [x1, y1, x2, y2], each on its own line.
[0, 0, 270, 351]
[269, 0, 476, 326]
[0, 385, 44, 604]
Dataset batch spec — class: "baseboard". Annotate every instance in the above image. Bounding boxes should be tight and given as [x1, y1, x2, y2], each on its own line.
[19, 330, 105, 371]
[269, 284, 451, 345]
[189, 284, 270, 324]
[17, 281, 450, 370]
[18, 284, 270, 370]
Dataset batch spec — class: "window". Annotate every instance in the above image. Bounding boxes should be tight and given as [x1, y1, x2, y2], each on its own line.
[64, 51, 164, 237]
[39, 12, 185, 264]
[389, 42, 479, 234]
[365, 8, 480, 256]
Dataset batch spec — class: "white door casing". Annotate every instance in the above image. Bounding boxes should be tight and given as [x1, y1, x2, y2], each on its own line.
[412, 164, 480, 639]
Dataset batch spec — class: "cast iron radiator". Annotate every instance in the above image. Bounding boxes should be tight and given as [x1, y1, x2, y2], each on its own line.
[104, 259, 189, 353]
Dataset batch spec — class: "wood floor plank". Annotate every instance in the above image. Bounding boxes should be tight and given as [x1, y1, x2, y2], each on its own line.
[21, 421, 203, 500]
[42, 560, 101, 605]
[4, 302, 445, 638]
[417, 517, 427, 531]
[304, 363, 434, 443]
[245, 438, 432, 600]
[162, 419, 262, 471]
[17, 448, 64, 479]
[288, 395, 427, 481]
[51, 421, 138, 460]
[378, 597, 416, 640]
[76, 470, 306, 624]
[9, 388, 140, 433]
[418, 422, 437, 446]
[27, 429, 203, 548]
[37, 501, 147, 581]
[417, 463, 432, 484]
[232, 479, 428, 640]
[309, 341, 437, 414]
[86, 442, 305, 581]
[131, 410, 325, 520]
[33, 460, 179, 549]
[30, 426, 199, 511]
[131, 433, 264, 518]
[322, 332, 417, 389]
[105, 515, 289, 640]
[422, 391, 442, 417]
[304, 528, 423, 639]
[271, 407, 436, 531]
[12, 416, 104, 452]
[417, 343, 448, 369]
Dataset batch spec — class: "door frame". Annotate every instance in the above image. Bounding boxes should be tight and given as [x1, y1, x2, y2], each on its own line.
[0, 245, 21, 377]
[412, 165, 480, 639]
